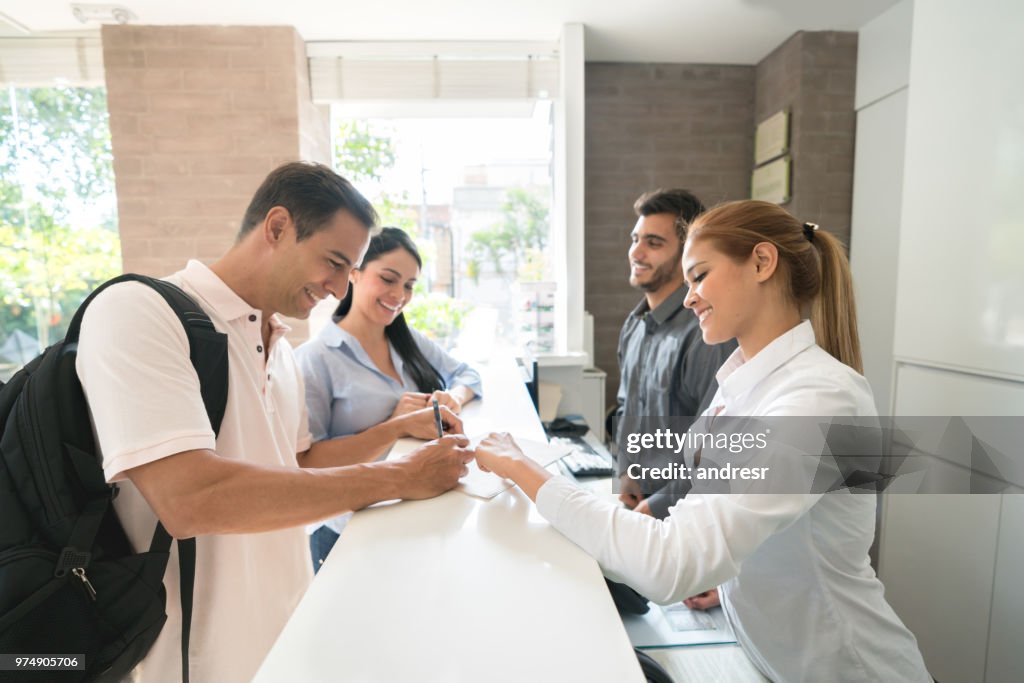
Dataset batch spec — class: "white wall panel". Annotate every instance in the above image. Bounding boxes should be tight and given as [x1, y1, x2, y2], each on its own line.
[893, 0, 1024, 380]
[986, 495, 1024, 682]
[879, 495, 1002, 683]
[849, 90, 908, 414]
[854, 0, 913, 109]
[894, 362, 1024, 417]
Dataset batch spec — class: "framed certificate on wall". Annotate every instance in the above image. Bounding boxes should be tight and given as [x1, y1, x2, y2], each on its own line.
[754, 110, 789, 165]
[751, 155, 791, 204]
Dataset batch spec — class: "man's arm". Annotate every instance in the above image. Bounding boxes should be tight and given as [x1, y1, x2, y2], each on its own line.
[297, 422, 402, 468]
[613, 315, 634, 451]
[614, 323, 629, 423]
[126, 435, 472, 538]
[296, 404, 464, 469]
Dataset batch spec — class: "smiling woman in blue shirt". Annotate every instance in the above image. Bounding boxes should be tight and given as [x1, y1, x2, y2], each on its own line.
[296, 227, 481, 571]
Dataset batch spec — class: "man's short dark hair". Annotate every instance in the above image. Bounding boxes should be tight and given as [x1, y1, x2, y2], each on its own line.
[237, 161, 379, 242]
[633, 188, 705, 241]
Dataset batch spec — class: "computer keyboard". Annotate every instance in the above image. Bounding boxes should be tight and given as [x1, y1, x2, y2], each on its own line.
[550, 436, 614, 477]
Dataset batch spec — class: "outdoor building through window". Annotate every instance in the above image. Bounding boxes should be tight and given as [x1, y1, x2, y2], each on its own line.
[0, 85, 120, 381]
[324, 107, 555, 361]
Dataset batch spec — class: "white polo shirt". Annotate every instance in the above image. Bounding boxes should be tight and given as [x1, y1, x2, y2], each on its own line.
[537, 321, 932, 682]
[77, 261, 313, 683]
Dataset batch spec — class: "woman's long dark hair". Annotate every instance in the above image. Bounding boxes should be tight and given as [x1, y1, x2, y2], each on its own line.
[334, 227, 446, 393]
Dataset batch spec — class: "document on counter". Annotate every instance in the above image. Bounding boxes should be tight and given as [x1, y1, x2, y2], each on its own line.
[459, 436, 573, 499]
[622, 603, 737, 648]
[646, 644, 768, 682]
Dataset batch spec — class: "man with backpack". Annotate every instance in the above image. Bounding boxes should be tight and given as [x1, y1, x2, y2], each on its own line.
[73, 162, 473, 681]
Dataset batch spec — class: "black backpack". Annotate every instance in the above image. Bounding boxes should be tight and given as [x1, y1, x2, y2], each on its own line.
[0, 274, 228, 682]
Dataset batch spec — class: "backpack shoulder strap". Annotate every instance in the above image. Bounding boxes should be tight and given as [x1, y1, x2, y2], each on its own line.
[141, 278, 229, 437]
[144, 278, 224, 683]
[67, 273, 228, 434]
[70, 273, 227, 683]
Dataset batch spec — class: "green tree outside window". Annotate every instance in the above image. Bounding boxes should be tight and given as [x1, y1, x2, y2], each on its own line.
[1, 86, 121, 375]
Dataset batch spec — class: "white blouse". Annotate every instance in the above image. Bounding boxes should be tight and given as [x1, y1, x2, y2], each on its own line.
[536, 321, 931, 683]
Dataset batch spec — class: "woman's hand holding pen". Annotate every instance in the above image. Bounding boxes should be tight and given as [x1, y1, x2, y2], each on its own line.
[391, 392, 431, 419]
[429, 390, 463, 414]
[393, 403, 464, 440]
[390, 390, 463, 419]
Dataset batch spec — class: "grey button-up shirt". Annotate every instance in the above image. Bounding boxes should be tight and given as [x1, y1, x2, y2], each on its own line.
[614, 284, 736, 517]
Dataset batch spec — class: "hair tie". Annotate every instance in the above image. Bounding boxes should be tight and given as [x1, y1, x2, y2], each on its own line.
[803, 222, 819, 241]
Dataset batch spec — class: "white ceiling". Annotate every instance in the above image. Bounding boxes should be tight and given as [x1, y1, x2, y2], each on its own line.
[0, 0, 898, 64]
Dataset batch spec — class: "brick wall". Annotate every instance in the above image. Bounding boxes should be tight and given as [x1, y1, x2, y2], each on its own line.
[588, 35, 858, 411]
[584, 63, 755, 410]
[98, 27, 855, 393]
[756, 31, 858, 244]
[102, 24, 330, 338]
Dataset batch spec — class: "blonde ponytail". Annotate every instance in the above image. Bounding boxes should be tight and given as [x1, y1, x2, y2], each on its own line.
[808, 229, 862, 373]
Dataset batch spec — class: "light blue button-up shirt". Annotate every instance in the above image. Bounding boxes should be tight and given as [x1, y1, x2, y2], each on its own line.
[295, 322, 482, 534]
[296, 322, 483, 443]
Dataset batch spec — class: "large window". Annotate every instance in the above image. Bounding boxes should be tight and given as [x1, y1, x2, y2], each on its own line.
[306, 36, 586, 360]
[324, 108, 555, 358]
[0, 85, 120, 381]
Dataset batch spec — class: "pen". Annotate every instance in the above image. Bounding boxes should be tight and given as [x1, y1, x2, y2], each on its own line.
[432, 398, 444, 438]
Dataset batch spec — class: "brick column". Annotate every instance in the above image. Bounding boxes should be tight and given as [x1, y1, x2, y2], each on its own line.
[584, 63, 755, 410]
[585, 35, 857, 411]
[756, 31, 858, 245]
[102, 24, 330, 338]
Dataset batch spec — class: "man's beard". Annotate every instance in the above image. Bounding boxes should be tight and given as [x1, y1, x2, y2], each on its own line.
[631, 261, 681, 293]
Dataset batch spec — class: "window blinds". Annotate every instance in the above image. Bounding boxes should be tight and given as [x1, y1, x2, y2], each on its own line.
[307, 41, 559, 103]
[0, 36, 104, 87]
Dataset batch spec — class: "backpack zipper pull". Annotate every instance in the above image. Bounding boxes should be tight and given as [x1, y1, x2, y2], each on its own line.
[72, 567, 97, 601]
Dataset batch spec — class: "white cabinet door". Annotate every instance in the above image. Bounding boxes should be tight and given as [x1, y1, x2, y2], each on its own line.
[986, 495, 1024, 682]
[879, 495, 1001, 683]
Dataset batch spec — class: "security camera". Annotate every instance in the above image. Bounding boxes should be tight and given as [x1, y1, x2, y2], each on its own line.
[70, 4, 138, 25]
[111, 7, 134, 24]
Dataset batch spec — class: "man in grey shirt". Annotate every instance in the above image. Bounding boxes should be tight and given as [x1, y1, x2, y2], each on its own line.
[614, 188, 736, 520]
